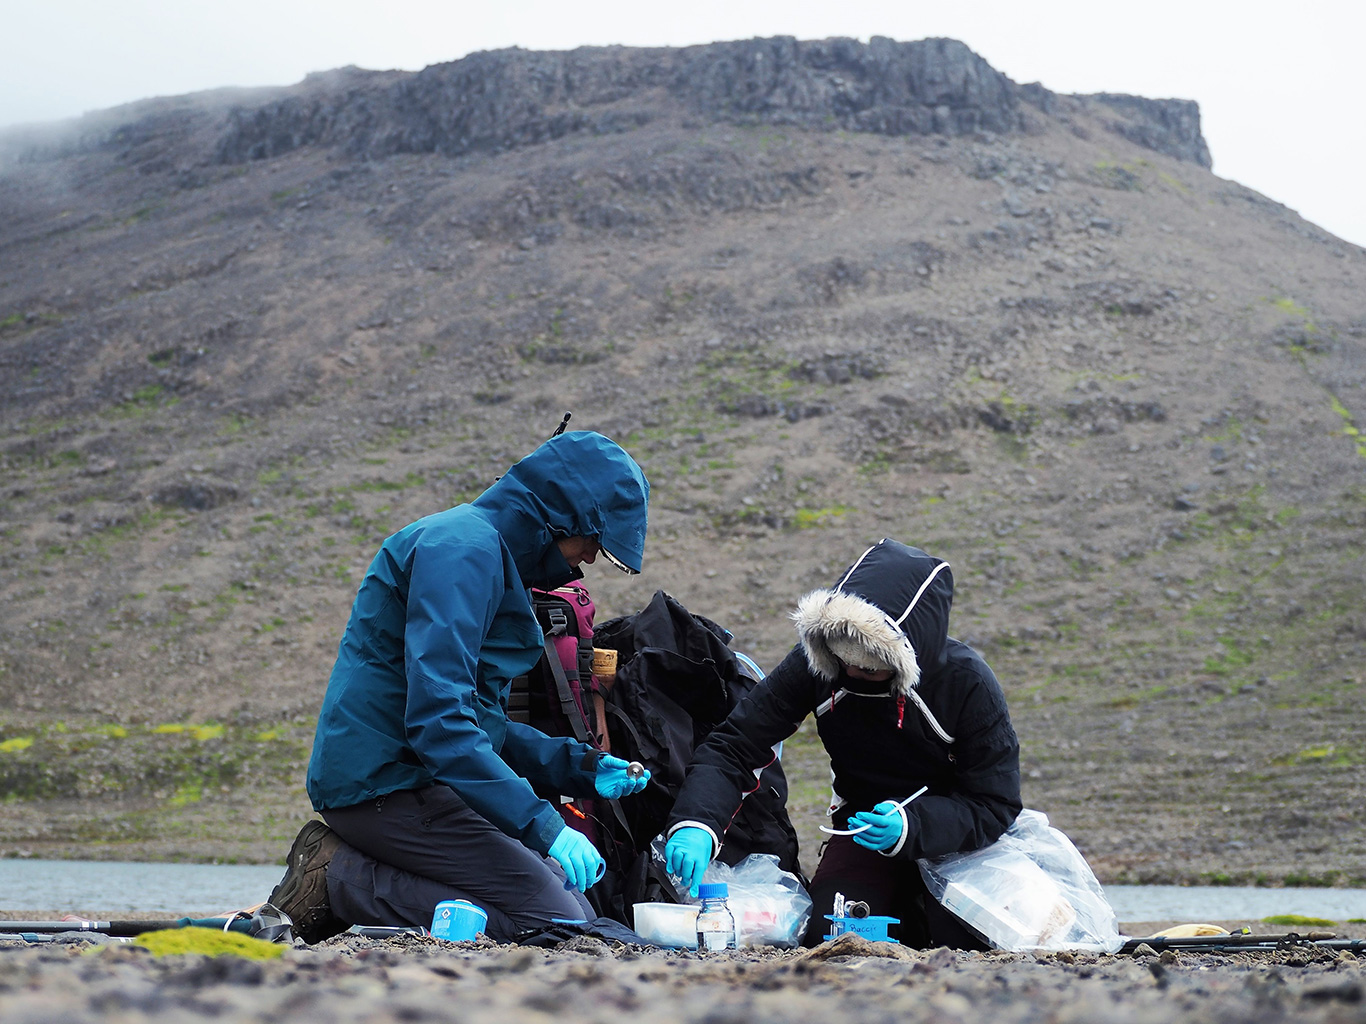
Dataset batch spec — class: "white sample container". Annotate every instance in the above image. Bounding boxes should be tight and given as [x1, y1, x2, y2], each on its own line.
[633, 902, 699, 949]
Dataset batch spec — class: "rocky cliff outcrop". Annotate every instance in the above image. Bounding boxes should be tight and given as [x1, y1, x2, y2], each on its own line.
[212, 36, 1209, 166]
[1090, 93, 1212, 168]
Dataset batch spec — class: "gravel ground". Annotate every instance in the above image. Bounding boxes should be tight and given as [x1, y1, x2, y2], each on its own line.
[2, 926, 1364, 1024]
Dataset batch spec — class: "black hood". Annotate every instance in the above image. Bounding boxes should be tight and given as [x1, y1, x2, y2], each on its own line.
[792, 539, 952, 695]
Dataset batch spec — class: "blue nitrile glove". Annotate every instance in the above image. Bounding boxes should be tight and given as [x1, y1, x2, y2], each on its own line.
[548, 825, 605, 892]
[595, 754, 651, 798]
[849, 801, 906, 853]
[665, 826, 714, 894]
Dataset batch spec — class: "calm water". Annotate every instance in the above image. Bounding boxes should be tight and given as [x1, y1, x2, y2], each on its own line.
[2, 860, 1365, 923]
[1106, 884, 1366, 923]
[0, 860, 284, 916]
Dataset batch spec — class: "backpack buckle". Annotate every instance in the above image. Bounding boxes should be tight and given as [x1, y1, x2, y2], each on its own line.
[547, 607, 569, 637]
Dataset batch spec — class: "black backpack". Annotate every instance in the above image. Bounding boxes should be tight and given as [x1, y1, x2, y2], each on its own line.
[513, 587, 803, 926]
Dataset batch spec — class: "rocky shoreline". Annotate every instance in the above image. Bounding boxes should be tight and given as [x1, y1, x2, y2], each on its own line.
[2, 927, 1364, 1024]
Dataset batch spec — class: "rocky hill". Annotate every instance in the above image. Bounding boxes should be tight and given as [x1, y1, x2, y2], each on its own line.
[1, 37, 1363, 886]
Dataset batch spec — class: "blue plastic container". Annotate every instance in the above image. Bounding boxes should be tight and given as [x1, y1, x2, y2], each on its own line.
[431, 899, 487, 941]
[824, 914, 899, 943]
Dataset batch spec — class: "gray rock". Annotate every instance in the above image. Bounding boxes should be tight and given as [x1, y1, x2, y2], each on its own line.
[204, 38, 1208, 168]
[152, 478, 240, 510]
[1089, 93, 1212, 168]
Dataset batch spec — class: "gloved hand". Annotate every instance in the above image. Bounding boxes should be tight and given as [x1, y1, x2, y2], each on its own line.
[665, 826, 714, 894]
[548, 825, 606, 892]
[594, 754, 651, 798]
[849, 801, 906, 853]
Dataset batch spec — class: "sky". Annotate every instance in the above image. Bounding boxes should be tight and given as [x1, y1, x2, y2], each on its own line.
[3, 1, 1362, 248]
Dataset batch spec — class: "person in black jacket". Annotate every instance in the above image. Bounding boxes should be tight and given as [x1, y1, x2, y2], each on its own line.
[664, 539, 1021, 948]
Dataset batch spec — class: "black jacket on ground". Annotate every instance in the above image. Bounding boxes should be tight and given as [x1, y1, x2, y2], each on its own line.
[667, 539, 1021, 862]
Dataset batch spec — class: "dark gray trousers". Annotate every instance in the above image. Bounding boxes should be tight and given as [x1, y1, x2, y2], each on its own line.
[321, 785, 593, 943]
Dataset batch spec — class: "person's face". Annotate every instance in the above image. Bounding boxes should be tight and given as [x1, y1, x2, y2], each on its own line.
[556, 536, 601, 567]
[840, 662, 895, 683]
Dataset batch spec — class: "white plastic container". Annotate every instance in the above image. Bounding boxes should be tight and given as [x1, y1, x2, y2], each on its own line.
[632, 902, 699, 949]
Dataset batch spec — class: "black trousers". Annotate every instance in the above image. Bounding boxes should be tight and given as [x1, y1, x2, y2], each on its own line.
[802, 834, 989, 950]
[321, 785, 593, 943]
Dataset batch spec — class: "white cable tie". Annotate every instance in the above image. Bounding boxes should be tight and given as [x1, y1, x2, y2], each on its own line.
[818, 786, 928, 835]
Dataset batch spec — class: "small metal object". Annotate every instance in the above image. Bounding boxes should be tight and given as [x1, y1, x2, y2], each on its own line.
[846, 901, 871, 919]
[627, 761, 645, 779]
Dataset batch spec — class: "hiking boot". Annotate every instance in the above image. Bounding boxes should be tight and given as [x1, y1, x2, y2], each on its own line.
[269, 820, 348, 944]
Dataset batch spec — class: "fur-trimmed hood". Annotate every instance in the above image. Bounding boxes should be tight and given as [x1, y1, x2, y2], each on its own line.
[793, 539, 953, 696]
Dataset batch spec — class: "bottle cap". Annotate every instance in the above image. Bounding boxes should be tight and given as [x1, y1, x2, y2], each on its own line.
[697, 882, 728, 899]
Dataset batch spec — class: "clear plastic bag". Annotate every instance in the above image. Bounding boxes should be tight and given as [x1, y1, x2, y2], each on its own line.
[697, 853, 813, 948]
[917, 808, 1123, 953]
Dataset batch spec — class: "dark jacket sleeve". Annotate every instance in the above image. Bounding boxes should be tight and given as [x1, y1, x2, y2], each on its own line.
[894, 661, 1021, 861]
[667, 647, 820, 843]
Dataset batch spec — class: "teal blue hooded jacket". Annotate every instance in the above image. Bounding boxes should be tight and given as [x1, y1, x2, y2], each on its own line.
[306, 431, 650, 855]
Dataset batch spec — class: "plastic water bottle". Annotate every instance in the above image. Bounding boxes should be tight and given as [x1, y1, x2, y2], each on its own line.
[694, 882, 737, 951]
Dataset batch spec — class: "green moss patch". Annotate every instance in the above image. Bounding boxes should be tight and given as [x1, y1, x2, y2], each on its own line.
[131, 927, 285, 959]
[1261, 914, 1337, 928]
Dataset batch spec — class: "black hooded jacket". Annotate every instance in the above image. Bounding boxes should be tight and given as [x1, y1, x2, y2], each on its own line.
[667, 539, 1021, 862]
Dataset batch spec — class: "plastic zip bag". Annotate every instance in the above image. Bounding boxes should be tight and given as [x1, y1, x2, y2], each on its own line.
[696, 853, 813, 948]
[918, 808, 1123, 953]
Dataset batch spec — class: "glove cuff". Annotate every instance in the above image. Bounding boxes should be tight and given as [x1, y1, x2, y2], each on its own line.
[878, 803, 911, 858]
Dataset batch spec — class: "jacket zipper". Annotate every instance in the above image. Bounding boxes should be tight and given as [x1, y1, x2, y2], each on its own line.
[896, 695, 905, 729]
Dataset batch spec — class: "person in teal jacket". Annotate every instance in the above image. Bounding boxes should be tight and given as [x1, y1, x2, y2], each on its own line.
[268, 430, 652, 943]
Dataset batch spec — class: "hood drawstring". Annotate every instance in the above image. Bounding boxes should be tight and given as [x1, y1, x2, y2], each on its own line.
[896, 694, 905, 730]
